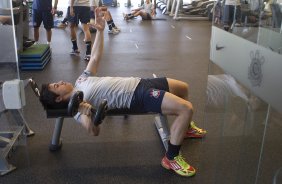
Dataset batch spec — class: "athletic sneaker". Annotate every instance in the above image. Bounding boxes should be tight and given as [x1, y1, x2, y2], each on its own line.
[84, 55, 91, 61]
[122, 13, 128, 20]
[185, 121, 207, 138]
[161, 154, 196, 177]
[108, 29, 119, 34]
[70, 49, 80, 56]
[57, 22, 67, 29]
[113, 27, 121, 32]
[223, 25, 229, 31]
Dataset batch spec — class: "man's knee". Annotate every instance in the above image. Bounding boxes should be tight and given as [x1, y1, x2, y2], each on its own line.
[179, 101, 193, 115]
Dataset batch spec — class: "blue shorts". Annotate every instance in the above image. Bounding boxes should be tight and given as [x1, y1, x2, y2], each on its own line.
[32, 9, 54, 29]
[68, 6, 90, 25]
[90, 10, 95, 19]
[130, 78, 169, 113]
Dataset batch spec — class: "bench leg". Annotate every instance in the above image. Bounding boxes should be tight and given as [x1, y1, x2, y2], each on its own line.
[155, 114, 170, 151]
[0, 157, 16, 176]
[10, 110, 35, 136]
[49, 117, 64, 151]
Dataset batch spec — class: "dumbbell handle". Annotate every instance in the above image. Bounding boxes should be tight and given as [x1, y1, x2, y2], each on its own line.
[90, 99, 108, 126]
[67, 91, 108, 126]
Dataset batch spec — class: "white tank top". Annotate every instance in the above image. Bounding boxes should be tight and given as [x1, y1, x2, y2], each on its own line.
[75, 73, 141, 109]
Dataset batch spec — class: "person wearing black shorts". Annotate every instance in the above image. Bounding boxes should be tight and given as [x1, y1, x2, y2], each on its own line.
[32, 0, 58, 45]
[69, 0, 92, 61]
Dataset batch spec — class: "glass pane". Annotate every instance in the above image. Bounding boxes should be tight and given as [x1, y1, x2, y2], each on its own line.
[204, 61, 282, 183]
[0, 0, 19, 83]
[212, 0, 282, 55]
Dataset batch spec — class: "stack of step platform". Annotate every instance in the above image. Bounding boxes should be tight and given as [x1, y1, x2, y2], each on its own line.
[18, 44, 51, 71]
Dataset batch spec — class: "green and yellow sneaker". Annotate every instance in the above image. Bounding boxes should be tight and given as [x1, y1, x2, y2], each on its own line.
[185, 121, 207, 138]
[161, 154, 196, 177]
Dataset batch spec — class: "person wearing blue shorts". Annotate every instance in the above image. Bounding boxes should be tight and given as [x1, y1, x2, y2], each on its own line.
[39, 7, 207, 177]
[32, 0, 58, 45]
[68, 0, 92, 61]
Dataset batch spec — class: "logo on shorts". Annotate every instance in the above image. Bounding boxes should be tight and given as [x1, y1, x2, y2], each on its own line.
[150, 89, 160, 98]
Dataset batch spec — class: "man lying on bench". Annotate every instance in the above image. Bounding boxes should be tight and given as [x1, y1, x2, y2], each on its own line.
[38, 7, 206, 177]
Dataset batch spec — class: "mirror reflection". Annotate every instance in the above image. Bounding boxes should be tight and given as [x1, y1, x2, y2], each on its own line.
[213, 0, 282, 54]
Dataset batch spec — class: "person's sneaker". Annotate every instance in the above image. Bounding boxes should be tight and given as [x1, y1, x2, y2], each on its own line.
[223, 25, 229, 31]
[23, 39, 35, 48]
[57, 22, 67, 29]
[113, 27, 121, 32]
[70, 49, 80, 56]
[185, 121, 207, 138]
[161, 154, 196, 177]
[123, 13, 128, 20]
[84, 55, 91, 61]
[108, 29, 119, 34]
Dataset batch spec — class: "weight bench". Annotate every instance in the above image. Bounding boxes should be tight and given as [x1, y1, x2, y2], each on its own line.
[29, 78, 171, 152]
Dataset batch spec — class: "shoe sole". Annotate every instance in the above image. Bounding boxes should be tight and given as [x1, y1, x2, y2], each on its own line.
[185, 133, 206, 138]
[84, 56, 90, 61]
[70, 53, 80, 56]
[108, 32, 119, 35]
[161, 161, 196, 177]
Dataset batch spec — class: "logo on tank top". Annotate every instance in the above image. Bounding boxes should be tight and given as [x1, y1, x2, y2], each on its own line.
[150, 89, 160, 98]
[76, 76, 87, 84]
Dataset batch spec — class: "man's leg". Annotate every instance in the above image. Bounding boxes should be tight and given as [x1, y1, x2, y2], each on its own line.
[104, 11, 119, 34]
[81, 23, 92, 60]
[167, 78, 207, 138]
[46, 29, 52, 43]
[160, 92, 196, 177]
[69, 23, 80, 54]
[34, 27, 40, 42]
[123, 10, 138, 20]
[68, 6, 80, 55]
[78, 6, 92, 61]
[32, 9, 41, 43]
[42, 10, 54, 45]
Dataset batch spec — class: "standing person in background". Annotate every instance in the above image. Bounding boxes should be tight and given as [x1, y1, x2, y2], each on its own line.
[32, 0, 58, 45]
[123, 0, 155, 20]
[69, 0, 92, 61]
[89, 0, 120, 34]
[222, 0, 241, 31]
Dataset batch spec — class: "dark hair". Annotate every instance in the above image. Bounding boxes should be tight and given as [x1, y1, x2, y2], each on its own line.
[39, 84, 68, 110]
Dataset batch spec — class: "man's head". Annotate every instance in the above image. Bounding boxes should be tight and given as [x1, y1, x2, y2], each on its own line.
[39, 81, 74, 109]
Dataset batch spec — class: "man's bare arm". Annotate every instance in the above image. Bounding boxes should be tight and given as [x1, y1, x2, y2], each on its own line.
[85, 7, 106, 75]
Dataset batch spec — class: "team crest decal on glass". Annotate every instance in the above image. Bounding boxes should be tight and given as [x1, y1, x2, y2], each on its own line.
[248, 50, 265, 87]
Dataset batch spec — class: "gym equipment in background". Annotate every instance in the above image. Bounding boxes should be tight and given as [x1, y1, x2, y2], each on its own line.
[18, 44, 51, 71]
[0, 79, 35, 176]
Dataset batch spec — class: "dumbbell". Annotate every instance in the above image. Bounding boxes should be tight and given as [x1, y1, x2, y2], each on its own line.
[67, 91, 108, 126]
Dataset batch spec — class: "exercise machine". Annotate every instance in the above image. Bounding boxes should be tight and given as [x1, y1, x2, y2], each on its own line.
[170, 0, 215, 20]
[0, 79, 34, 176]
